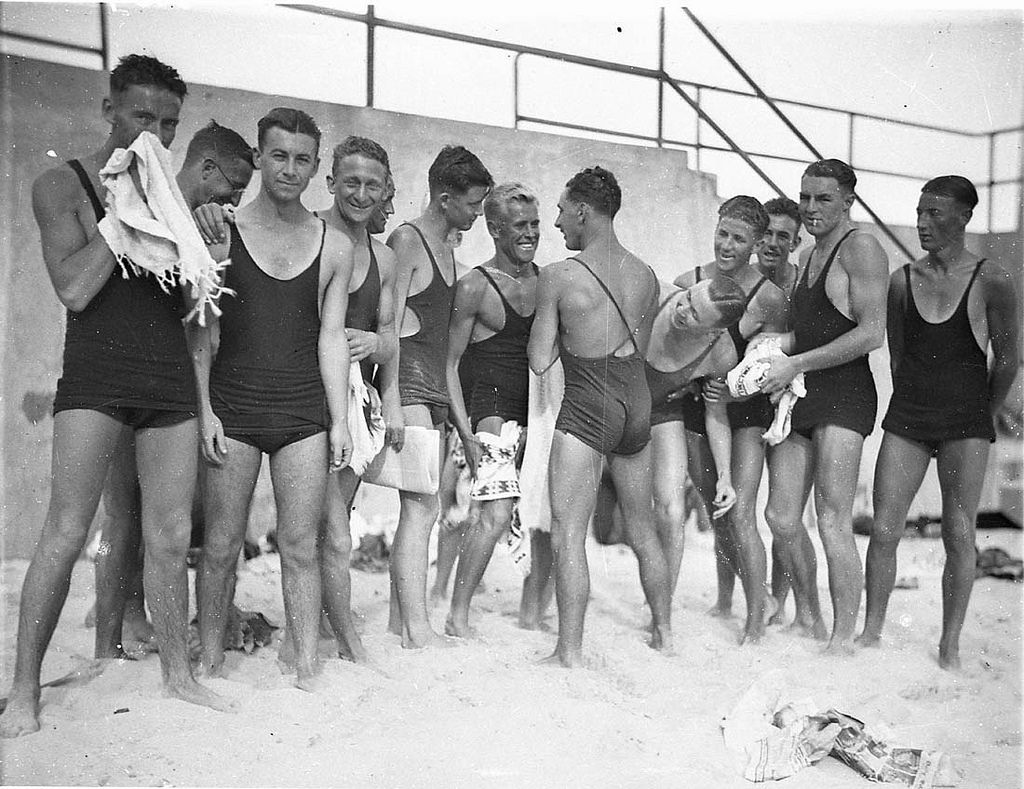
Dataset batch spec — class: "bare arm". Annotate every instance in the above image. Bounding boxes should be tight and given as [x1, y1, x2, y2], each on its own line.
[704, 400, 736, 518]
[885, 268, 906, 380]
[445, 273, 485, 474]
[762, 234, 888, 394]
[982, 266, 1022, 418]
[32, 167, 118, 312]
[367, 242, 398, 367]
[528, 265, 560, 376]
[320, 234, 354, 470]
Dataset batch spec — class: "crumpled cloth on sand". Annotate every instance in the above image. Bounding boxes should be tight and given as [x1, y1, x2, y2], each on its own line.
[97, 130, 230, 325]
[518, 360, 564, 535]
[727, 335, 806, 446]
[721, 671, 839, 782]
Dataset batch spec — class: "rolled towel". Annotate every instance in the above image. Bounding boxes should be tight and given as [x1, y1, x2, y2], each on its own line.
[726, 335, 805, 445]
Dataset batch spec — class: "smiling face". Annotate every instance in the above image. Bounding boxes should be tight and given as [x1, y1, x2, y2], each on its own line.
[490, 200, 540, 266]
[799, 175, 853, 238]
[669, 280, 726, 332]
[714, 216, 763, 273]
[759, 213, 801, 270]
[255, 126, 319, 203]
[328, 153, 388, 228]
[103, 83, 182, 150]
[916, 192, 970, 254]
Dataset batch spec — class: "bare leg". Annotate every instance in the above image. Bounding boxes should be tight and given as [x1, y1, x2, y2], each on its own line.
[447, 498, 513, 637]
[135, 419, 235, 711]
[545, 431, 601, 667]
[768, 538, 790, 625]
[0, 410, 122, 738]
[765, 434, 825, 639]
[321, 468, 369, 662]
[197, 438, 262, 677]
[730, 428, 769, 645]
[935, 439, 990, 670]
[858, 433, 930, 646]
[519, 530, 554, 630]
[592, 464, 625, 546]
[430, 434, 466, 603]
[391, 405, 443, 648]
[650, 422, 688, 600]
[610, 446, 673, 653]
[810, 425, 866, 654]
[94, 429, 142, 659]
[270, 434, 329, 690]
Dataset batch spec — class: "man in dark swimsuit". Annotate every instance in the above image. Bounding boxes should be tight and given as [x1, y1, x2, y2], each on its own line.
[529, 166, 672, 667]
[443, 182, 541, 637]
[384, 146, 493, 648]
[314, 135, 397, 663]
[674, 196, 789, 645]
[91, 120, 255, 662]
[1, 55, 236, 739]
[761, 159, 889, 654]
[193, 108, 354, 690]
[859, 175, 1020, 669]
[753, 196, 819, 631]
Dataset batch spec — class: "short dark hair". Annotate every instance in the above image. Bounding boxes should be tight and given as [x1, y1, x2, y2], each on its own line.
[109, 54, 187, 101]
[763, 196, 801, 227]
[257, 107, 321, 153]
[921, 175, 978, 210]
[803, 158, 857, 194]
[718, 195, 769, 236]
[184, 120, 252, 168]
[427, 145, 493, 197]
[705, 276, 748, 328]
[565, 166, 621, 218]
[331, 136, 390, 178]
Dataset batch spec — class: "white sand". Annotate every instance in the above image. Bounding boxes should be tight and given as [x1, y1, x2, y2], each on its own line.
[1, 511, 1020, 788]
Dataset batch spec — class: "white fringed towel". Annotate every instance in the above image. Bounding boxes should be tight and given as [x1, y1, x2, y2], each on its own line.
[97, 130, 230, 325]
[726, 335, 806, 446]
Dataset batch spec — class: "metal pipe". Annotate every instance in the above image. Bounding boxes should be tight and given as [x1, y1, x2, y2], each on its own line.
[657, 8, 665, 148]
[99, 2, 110, 71]
[365, 4, 374, 107]
[513, 51, 522, 129]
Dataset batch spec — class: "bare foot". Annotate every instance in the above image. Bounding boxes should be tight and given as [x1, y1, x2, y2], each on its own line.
[0, 693, 40, 738]
[295, 670, 328, 693]
[854, 631, 881, 648]
[822, 637, 856, 656]
[649, 625, 674, 655]
[200, 659, 227, 679]
[84, 603, 97, 628]
[739, 620, 766, 646]
[707, 604, 733, 619]
[163, 679, 238, 713]
[518, 616, 553, 633]
[766, 598, 787, 626]
[788, 615, 829, 641]
[277, 634, 297, 673]
[538, 648, 583, 668]
[444, 614, 476, 639]
[124, 613, 156, 647]
[938, 647, 962, 671]
[337, 638, 370, 665]
[401, 629, 458, 650]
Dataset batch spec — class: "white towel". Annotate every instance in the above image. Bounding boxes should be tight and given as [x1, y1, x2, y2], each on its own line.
[470, 421, 523, 501]
[347, 364, 386, 477]
[97, 130, 230, 326]
[518, 360, 564, 534]
[726, 335, 806, 446]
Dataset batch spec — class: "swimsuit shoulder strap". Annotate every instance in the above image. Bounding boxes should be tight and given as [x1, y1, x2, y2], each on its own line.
[745, 275, 768, 305]
[569, 256, 643, 355]
[477, 267, 516, 317]
[401, 222, 449, 282]
[67, 159, 105, 221]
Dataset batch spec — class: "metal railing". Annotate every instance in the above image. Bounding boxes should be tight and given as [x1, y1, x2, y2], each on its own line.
[0, 2, 109, 69]
[3, 3, 1018, 244]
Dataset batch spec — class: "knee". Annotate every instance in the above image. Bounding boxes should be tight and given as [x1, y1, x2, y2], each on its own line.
[321, 523, 353, 563]
[654, 495, 686, 532]
[276, 527, 318, 568]
[479, 501, 513, 536]
[200, 526, 244, 570]
[764, 503, 799, 540]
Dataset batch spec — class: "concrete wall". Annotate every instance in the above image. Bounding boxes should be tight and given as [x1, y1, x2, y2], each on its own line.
[1, 55, 722, 558]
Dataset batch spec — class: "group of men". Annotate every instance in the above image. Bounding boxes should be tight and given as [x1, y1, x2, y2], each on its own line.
[0, 52, 1018, 737]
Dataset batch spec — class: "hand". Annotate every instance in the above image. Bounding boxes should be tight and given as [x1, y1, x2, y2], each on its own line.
[712, 478, 736, 519]
[193, 203, 232, 245]
[383, 403, 405, 451]
[346, 329, 379, 363]
[759, 355, 800, 396]
[702, 377, 733, 404]
[329, 422, 353, 472]
[664, 383, 696, 403]
[462, 435, 483, 480]
[199, 408, 229, 466]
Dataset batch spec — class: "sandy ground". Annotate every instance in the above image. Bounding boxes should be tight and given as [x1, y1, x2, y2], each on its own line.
[1, 498, 1021, 788]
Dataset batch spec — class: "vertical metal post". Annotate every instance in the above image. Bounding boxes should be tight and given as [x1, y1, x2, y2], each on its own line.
[656, 8, 665, 148]
[365, 5, 375, 108]
[695, 85, 702, 171]
[513, 52, 521, 130]
[848, 114, 855, 168]
[99, 2, 110, 71]
[988, 131, 996, 234]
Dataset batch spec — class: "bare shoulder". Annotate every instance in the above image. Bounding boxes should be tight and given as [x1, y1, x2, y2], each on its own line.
[977, 260, 1019, 303]
[842, 231, 888, 269]
[454, 266, 489, 299]
[323, 221, 354, 274]
[370, 236, 398, 273]
[32, 163, 81, 213]
[385, 222, 418, 253]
